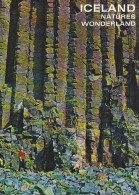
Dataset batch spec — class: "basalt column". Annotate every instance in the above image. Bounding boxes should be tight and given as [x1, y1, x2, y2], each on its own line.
[43, 0, 56, 171]
[28, 0, 49, 171]
[14, 1, 30, 105]
[118, 0, 139, 165]
[98, 0, 116, 165]
[27, 0, 37, 98]
[28, 0, 46, 99]
[43, 0, 56, 126]
[86, 0, 103, 165]
[5, 0, 19, 86]
[0, 0, 11, 84]
[31, 0, 46, 101]
[0, 0, 12, 128]
[11, 0, 30, 133]
[55, 0, 70, 126]
[66, 0, 76, 130]
[74, 0, 87, 161]
[110, 0, 134, 167]
[85, 0, 94, 164]
[27, 0, 46, 141]
[124, 0, 137, 111]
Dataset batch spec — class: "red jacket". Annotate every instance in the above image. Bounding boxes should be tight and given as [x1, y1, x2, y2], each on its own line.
[19, 150, 24, 160]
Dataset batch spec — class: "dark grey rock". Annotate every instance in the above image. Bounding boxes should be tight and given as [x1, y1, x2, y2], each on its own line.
[81, 182, 100, 193]
[116, 178, 125, 184]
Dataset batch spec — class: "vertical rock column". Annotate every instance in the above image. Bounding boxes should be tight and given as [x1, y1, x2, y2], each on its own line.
[122, 0, 136, 110]
[102, 0, 117, 165]
[27, 1, 46, 100]
[66, 0, 76, 129]
[74, 0, 87, 160]
[87, 0, 102, 164]
[99, 0, 116, 165]
[30, 1, 46, 101]
[116, 0, 128, 112]
[43, 2, 59, 169]
[0, 0, 14, 167]
[126, 0, 137, 110]
[14, 1, 30, 106]
[27, 1, 37, 98]
[5, 0, 19, 85]
[28, 1, 46, 155]
[55, 0, 70, 127]
[85, 0, 94, 163]
[0, 0, 10, 83]
[0, 0, 12, 128]
[110, 0, 129, 167]
[43, 0, 56, 123]
[117, 0, 138, 166]
[110, 78, 127, 167]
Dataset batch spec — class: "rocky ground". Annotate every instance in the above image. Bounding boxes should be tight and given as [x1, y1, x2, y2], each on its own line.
[0, 166, 139, 195]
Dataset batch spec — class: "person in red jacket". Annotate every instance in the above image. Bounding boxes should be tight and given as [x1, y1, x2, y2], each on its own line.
[18, 147, 26, 171]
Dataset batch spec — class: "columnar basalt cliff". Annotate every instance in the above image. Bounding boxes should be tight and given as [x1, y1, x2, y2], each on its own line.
[0, 0, 139, 171]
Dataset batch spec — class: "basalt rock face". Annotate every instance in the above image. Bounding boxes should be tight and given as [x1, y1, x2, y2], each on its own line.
[0, 0, 139, 171]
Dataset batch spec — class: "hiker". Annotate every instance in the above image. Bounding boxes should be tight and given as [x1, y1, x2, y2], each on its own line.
[18, 147, 26, 171]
